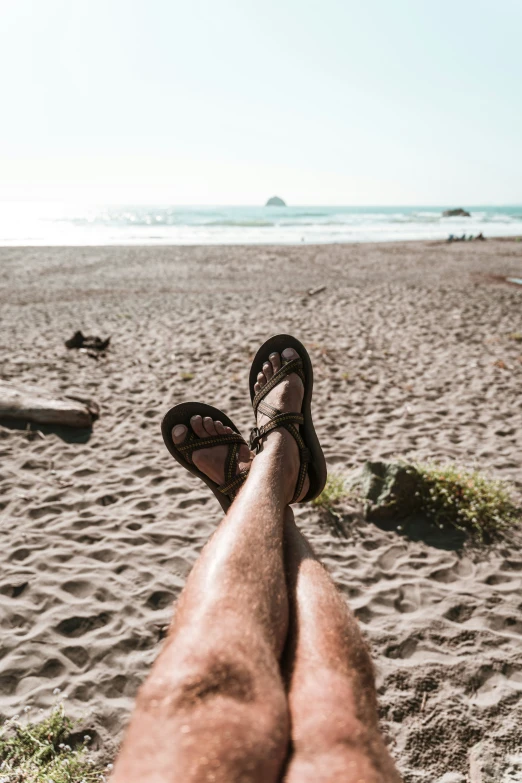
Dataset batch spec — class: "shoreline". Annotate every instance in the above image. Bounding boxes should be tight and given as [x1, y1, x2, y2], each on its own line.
[1, 234, 522, 250]
[2, 204, 522, 249]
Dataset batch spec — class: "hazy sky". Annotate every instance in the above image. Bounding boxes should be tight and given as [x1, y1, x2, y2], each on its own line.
[1, 0, 521, 204]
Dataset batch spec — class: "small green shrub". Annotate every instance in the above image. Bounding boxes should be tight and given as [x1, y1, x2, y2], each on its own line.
[312, 473, 347, 512]
[0, 704, 106, 783]
[315, 462, 519, 541]
[412, 462, 518, 539]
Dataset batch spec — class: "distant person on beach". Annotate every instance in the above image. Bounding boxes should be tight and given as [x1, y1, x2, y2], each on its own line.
[111, 335, 403, 783]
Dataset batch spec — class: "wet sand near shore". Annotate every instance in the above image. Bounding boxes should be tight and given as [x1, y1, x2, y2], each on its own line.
[1, 239, 521, 781]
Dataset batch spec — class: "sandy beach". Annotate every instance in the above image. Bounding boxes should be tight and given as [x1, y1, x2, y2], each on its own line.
[1, 238, 522, 781]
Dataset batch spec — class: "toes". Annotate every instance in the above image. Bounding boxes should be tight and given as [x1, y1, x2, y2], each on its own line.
[172, 424, 188, 444]
[263, 361, 273, 381]
[254, 382, 261, 393]
[257, 371, 266, 388]
[269, 352, 281, 374]
[224, 425, 234, 435]
[282, 347, 299, 364]
[214, 420, 226, 435]
[203, 417, 218, 436]
[190, 415, 207, 438]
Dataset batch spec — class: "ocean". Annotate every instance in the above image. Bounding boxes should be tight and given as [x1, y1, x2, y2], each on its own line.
[1, 203, 521, 246]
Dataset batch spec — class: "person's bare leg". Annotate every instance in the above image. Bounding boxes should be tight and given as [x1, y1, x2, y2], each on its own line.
[282, 510, 403, 783]
[112, 348, 308, 783]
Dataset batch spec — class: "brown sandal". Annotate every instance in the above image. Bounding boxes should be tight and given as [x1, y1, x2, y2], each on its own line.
[249, 334, 327, 503]
[161, 402, 249, 512]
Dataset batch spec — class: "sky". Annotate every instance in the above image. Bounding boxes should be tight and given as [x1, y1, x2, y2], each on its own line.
[1, 0, 521, 205]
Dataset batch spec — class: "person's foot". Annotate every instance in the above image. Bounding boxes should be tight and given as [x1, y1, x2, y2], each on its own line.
[253, 348, 310, 502]
[172, 416, 252, 487]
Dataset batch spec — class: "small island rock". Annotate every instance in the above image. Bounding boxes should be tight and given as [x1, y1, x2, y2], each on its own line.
[266, 196, 286, 207]
[442, 208, 471, 217]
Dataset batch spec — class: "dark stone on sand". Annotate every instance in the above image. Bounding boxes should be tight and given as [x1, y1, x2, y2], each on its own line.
[350, 461, 419, 522]
[443, 208, 471, 217]
[265, 196, 286, 206]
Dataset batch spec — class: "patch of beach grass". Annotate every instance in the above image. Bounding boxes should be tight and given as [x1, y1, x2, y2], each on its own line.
[312, 473, 348, 512]
[508, 332, 522, 342]
[0, 703, 107, 783]
[180, 371, 194, 381]
[311, 472, 351, 537]
[411, 462, 518, 539]
[313, 463, 518, 541]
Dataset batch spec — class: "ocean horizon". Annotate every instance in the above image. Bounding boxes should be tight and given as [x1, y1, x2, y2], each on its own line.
[1, 203, 521, 246]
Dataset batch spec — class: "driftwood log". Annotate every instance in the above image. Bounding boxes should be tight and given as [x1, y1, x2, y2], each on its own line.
[0, 381, 99, 428]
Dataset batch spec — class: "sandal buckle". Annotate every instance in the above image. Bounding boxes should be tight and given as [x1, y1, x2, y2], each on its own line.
[249, 426, 261, 452]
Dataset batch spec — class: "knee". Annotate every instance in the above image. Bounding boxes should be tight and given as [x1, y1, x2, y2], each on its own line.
[291, 665, 378, 738]
[137, 645, 286, 722]
[137, 647, 290, 773]
[137, 655, 250, 714]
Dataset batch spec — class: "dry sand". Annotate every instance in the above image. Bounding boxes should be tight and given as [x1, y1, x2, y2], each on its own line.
[1, 239, 522, 781]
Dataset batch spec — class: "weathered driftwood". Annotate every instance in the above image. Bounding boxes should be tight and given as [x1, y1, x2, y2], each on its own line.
[308, 285, 327, 297]
[0, 381, 99, 428]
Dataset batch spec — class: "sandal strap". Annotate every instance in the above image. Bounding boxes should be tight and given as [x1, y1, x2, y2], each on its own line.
[252, 358, 305, 415]
[251, 355, 309, 503]
[224, 441, 240, 483]
[218, 468, 249, 498]
[176, 430, 248, 503]
[249, 412, 305, 450]
[257, 399, 281, 419]
[176, 431, 244, 462]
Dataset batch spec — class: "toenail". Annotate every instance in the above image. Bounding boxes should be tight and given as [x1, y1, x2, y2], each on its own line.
[269, 353, 277, 358]
[173, 425, 186, 437]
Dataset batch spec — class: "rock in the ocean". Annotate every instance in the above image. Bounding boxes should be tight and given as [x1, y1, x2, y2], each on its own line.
[265, 196, 286, 206]
[442, 208, 471, 217]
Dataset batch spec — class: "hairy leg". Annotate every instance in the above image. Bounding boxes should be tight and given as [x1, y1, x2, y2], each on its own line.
[112, 431, 299, 783]
[282, 511, 402, 783]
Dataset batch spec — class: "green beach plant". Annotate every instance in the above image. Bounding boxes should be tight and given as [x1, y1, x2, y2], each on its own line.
[410, 461, 518, 539]
[312, 462, 518, 541]
[312, 472, 350, 536]
[0, 703, 106, 783]
[312, 472, 347, 513]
